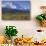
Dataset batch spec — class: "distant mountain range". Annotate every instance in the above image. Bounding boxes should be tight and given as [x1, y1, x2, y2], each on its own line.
[2, 7, 30, 13]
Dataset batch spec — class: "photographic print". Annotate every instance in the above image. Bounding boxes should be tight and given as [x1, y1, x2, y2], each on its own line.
[2, 0, 31, 20]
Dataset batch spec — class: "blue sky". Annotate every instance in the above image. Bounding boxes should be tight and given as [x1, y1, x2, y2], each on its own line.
[2, 1, 31, 11]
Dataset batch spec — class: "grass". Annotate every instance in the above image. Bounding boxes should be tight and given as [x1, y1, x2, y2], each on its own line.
[2, 12, 30, 20]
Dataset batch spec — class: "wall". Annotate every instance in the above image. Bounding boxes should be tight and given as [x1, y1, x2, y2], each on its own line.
[0, 0, 46, 41]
